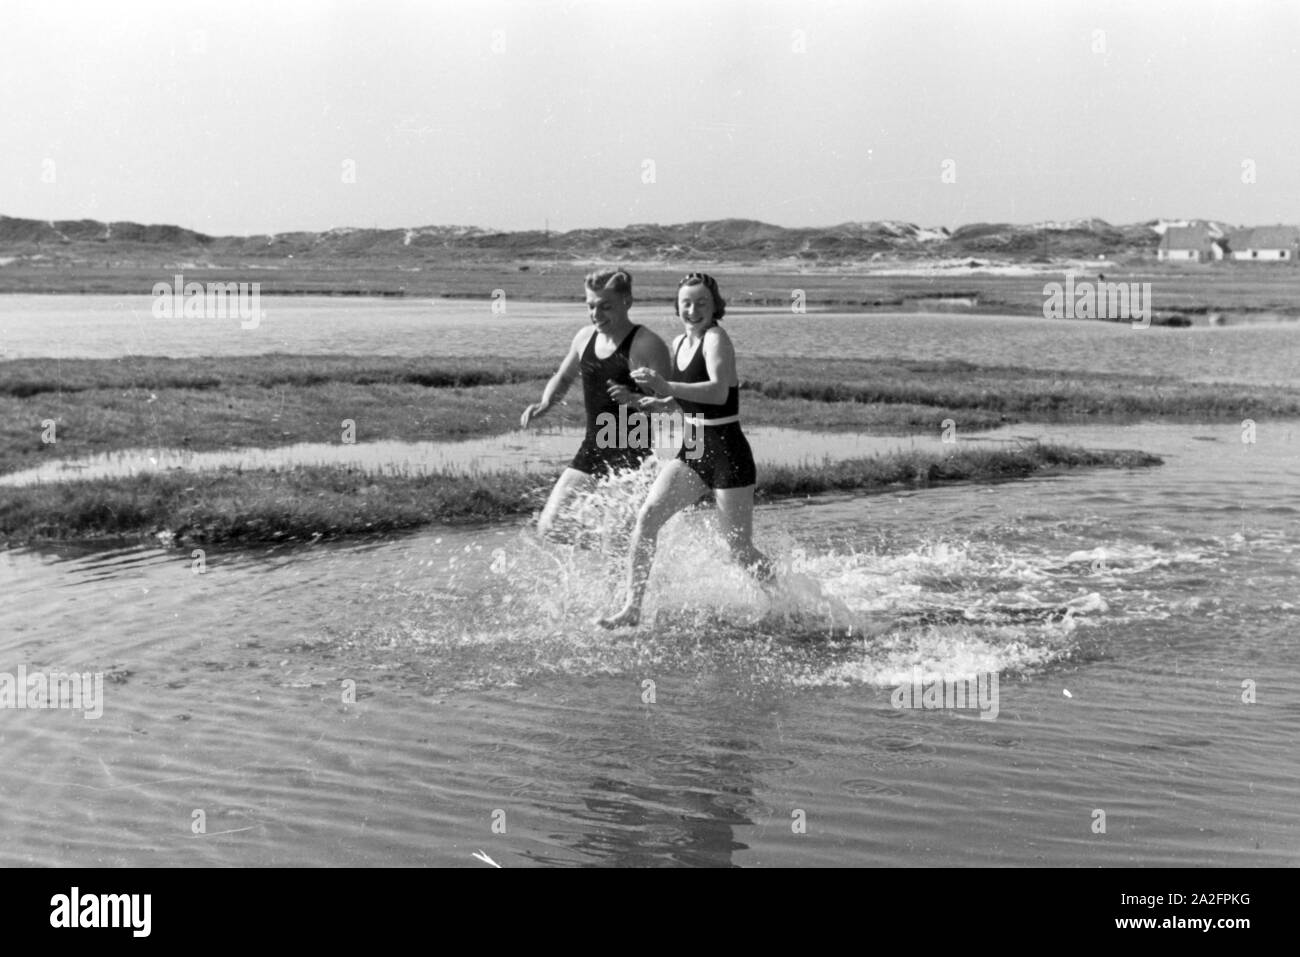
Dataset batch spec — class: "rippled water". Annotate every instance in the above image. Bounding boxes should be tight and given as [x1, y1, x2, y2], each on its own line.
[4, 294, 1297, 866]
[3, 422, 1298, 866]
[2, 294, 1297, 386]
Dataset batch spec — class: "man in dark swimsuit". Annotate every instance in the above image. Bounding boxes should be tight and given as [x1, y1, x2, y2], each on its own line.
[520, 269, 672, 539]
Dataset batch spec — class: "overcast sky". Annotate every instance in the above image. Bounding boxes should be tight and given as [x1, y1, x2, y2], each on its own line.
[2, 0, 1297, 235]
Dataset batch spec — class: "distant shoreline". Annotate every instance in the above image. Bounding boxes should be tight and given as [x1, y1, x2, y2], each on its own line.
[3, 263, 1300, 324]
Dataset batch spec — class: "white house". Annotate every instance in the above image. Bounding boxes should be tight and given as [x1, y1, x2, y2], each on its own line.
[1228, 226, 1300, 261]
[1157, 225, 1227, 261]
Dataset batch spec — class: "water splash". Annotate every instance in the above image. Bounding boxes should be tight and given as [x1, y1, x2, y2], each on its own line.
[324, 461, 1213, 692]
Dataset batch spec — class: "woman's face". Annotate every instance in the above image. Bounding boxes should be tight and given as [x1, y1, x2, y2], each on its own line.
[677, 283, 714, 328]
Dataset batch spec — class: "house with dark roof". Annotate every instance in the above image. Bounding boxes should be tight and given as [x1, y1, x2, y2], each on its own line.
[1157, 225, 1227, 262]
[1228, 225, 1300, 261]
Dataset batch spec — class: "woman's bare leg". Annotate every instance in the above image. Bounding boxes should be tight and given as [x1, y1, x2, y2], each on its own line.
[714, 485, 773, 581]
[598, 461, 707, 628]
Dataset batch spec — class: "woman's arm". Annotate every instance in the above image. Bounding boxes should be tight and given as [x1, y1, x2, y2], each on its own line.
[663, 329, 735, 405]
[636, 394, 681, 413]
[609, 327, 673, 405]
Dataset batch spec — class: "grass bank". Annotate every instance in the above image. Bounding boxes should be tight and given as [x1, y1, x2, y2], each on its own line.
[0, 442, 1162, 547]
[2, 354, 1291, 476]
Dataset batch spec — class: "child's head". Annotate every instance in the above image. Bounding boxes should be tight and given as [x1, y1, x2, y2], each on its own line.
[584, 268, 634, 326]
[675, 272, 726, 325]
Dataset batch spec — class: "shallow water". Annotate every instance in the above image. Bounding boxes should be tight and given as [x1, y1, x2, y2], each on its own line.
[2, 295, 1297, 386]
[3, 421, 1298, 866]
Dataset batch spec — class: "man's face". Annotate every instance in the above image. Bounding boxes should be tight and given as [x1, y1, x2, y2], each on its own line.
[586, 289, 630, 331]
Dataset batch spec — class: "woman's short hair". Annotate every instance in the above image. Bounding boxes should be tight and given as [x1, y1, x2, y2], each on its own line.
[675, 272, 726, 321]
[584, 269, 634, 297]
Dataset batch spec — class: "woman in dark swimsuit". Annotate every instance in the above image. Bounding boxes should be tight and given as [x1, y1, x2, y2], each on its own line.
[598, 272, 772, 628]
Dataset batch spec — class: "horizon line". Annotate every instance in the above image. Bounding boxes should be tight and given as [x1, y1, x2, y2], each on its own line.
[0, 212, 1277, 240]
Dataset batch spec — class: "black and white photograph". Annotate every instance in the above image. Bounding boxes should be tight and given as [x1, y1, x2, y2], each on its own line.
[0, 0, 1295, 900]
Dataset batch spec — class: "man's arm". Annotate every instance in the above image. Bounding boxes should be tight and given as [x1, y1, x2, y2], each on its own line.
[629, 329, 672, 381]
[611, 329, 673, 407]
[521, 328, 588, 428]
